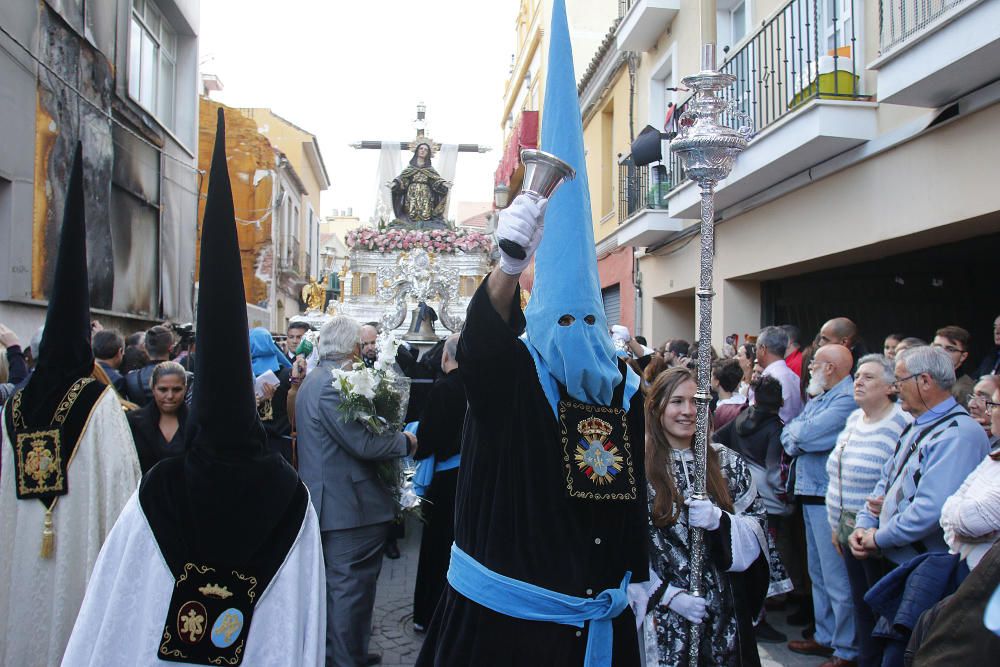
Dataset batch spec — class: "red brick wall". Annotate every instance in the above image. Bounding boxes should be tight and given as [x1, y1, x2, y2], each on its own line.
[597, 247, 635, 331]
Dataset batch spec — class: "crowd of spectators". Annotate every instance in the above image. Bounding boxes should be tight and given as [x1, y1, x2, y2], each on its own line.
[616, 312, 1000, 666]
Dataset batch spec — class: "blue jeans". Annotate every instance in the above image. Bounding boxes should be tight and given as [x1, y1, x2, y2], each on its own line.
[803, 503, 858, 660]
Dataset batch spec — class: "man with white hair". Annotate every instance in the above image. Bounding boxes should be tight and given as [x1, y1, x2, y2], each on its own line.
[296, 315, 417, 667]
[851, 346, 989, 566]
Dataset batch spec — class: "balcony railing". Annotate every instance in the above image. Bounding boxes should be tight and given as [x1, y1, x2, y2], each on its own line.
[618, 0, 636, 19]
[632, 0, 864, 203]
[618, 153, 672, 222]
[718, 0, 863, 136]
[879, 0, 974, 54]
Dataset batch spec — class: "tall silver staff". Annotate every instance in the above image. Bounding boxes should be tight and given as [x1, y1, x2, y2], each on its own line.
[669, 43, 751, 666]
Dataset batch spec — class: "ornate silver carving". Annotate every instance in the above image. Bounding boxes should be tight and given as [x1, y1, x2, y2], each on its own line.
[669, 47, 754, 667]
[375, 248, 463, 334]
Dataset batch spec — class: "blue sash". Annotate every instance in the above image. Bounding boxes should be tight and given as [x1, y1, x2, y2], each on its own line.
[447, 543, 630, 667]
[413, 453, 461, 497]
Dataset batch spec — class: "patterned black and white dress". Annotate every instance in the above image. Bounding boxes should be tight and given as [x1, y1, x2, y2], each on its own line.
[643, 443, 791, 666]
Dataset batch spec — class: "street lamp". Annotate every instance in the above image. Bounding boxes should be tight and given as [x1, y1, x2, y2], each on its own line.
[669, 43, 753, 667]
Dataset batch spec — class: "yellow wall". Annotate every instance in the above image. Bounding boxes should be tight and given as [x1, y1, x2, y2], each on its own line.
[197, 99, 276, 306]
[581, 66, 632, 243]
[502, 0, 620, 143]
[240, 108, 328, 276]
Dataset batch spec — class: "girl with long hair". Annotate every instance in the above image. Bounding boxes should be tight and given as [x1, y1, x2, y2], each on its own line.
[639, 367, 786, 666]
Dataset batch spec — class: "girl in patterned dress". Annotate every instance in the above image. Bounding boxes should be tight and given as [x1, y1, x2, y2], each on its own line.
[637, 367, 791, 666]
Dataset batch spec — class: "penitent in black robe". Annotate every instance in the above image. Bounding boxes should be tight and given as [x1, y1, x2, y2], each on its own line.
[412, 368, 467, 628]
[415, 277, 648, 667]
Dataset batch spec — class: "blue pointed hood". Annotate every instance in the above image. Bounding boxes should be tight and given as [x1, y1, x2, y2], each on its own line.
[522, 0, 627, 413]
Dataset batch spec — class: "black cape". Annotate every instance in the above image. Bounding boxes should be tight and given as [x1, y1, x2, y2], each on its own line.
[416, 277, 648, 666]
[412, 369, 467, 628]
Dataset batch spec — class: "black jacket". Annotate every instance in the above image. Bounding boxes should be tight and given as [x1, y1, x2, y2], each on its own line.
[127, 401, 188, 474]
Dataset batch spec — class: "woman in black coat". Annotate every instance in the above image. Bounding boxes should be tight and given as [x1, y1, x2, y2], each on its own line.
[127, 361, 188, 473]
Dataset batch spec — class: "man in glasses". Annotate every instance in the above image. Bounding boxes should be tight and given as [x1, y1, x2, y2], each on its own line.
[932, 325, 975, 408]
[851, 346, 988, 567]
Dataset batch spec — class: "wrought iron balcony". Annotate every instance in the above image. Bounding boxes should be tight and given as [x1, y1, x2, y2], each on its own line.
[649, 0, 866, 206]
[717, 0, 864, 135]
[879, 0, 976, 55]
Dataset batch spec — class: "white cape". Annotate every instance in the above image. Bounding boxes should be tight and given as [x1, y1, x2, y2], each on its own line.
[0, 387, 141, 667]
[61, 489, 326, 666]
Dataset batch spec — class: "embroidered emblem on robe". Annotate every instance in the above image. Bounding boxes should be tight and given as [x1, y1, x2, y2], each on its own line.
[211, 609, 244, 648]
[177, 601, 207, 644]
[559, 399, 636, 501]
[16, 430, 64, 496]
[257, 398, 273, 422]
[160, 563, 257, 665]
[574, 417, 624, 485]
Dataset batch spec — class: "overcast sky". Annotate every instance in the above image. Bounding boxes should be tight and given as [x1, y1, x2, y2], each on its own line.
[199, 0, 521, 222]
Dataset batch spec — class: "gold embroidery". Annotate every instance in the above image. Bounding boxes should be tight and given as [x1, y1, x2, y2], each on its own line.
[214, 612, 242, 644]
[16, 430, 64, 495]
[178, 603, 207, 643]
[198, 584, 234, 599]
[560, 401, 637, 501]
[257, 398, 273, 422]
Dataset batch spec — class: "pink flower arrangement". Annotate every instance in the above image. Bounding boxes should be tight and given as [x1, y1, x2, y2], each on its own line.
[345, 227, 493, 255]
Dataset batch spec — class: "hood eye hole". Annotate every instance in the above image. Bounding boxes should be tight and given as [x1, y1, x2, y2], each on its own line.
[584, 315, 596, 325]
[558, 314, 575, 326]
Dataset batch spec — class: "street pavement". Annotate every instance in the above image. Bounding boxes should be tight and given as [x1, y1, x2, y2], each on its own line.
[371, 517, 826, 667]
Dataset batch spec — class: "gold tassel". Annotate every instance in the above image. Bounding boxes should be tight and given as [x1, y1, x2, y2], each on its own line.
[40, 508, 54, 558]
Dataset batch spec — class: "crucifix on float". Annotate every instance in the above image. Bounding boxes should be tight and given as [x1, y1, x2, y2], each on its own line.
[351, 103, 490, 230]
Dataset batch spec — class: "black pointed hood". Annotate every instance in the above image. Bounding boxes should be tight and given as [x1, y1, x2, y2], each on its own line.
[138, 109, 307, 591]
[186, 108, 267, 459]
[21, 143, 95, 423]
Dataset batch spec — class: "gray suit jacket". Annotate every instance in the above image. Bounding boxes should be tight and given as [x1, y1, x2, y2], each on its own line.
[295, 359, 408, 531]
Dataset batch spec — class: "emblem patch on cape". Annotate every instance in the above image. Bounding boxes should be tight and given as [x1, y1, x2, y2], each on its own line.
[559, 400, 636, 501]
[574, 417, 624, 485]
[15, 429, 64, 496]
[160, 563, 258, 665]
[257, 398, 273, 422]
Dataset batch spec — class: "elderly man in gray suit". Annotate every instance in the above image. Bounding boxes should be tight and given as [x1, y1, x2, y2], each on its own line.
[296, 315, 417, 667]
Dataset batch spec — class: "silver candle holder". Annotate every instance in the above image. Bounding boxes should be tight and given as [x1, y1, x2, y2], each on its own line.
[669, 44, 752, 667]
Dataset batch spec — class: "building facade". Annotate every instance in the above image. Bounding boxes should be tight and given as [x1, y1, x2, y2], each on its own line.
[585, 0, 1000, 362]
[197, 99, 327, 332]
[497, 0, 628, 307]
[0, 0, 201, 340]
[238, 108, 331, 285]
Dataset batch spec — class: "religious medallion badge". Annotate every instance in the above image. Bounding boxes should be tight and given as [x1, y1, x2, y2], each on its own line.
[558, 399, 635, 501]
[257, 398, 273, 422]
[159, 563, 258, 665]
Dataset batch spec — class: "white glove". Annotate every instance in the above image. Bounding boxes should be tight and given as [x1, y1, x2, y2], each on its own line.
[496, 194, 547, 275]
[665, 585, 707, 624]
[611, 325, 631, 344]
[686, 497, 722, 531]
[626, 583, 650, 630]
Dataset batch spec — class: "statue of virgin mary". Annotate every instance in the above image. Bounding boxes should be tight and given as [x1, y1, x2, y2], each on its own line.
[389, 142, 451, 229]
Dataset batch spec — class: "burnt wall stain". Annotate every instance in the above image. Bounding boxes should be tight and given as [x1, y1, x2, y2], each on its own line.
[32, 5, 116, 310]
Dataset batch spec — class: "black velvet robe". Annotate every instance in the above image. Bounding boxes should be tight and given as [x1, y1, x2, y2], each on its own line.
[412, 369, 467, 628]
[416, 277, 648, 666]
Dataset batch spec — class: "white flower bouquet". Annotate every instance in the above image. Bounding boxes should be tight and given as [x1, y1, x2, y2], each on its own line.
[330, 333, 420, 516]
